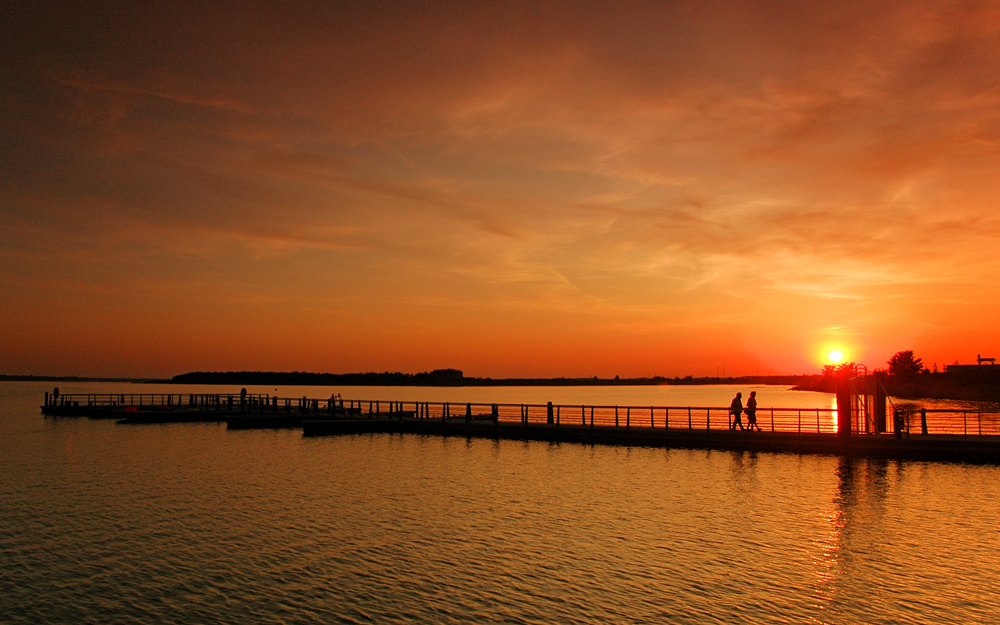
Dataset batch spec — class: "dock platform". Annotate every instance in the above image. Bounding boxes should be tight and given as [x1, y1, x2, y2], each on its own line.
[39, 392, 1000, 463]
[301, 417, 1000, 463]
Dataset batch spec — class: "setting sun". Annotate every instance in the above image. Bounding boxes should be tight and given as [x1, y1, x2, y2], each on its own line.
[828, 350, 844, 363]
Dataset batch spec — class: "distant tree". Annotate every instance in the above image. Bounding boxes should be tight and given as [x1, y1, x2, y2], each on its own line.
[888, 350, 924, 377]
[822, 364, 838, 378]
[837, 362, 857, 376]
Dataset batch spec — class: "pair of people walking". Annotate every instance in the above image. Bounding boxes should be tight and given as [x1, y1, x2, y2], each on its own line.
[729, 391, 761, 431]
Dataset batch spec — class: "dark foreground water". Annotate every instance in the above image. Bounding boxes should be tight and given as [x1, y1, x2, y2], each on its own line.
[3, 382, 1000, 624]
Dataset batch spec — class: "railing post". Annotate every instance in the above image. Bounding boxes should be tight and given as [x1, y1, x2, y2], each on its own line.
[650, 406, 654, 428]
[921, 409, 928, 435]
[770, 408, 774, 432]
[626, 407, 630, 429]
[798, 409, 802, 434]
[547, 402, 554, 425]
[688, 407, 692, 429]
[664, 407, 669, 430]
[615, 406, 619, 427]
[466, 403, 472, 424]
[556, 405, 560, 426]
[706, 408, 710, 431]
[590, 406, 594, 428]
[582, 405, 585, 425]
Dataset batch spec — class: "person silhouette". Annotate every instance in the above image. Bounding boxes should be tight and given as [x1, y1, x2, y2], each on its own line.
[745, 390, 760, 431]
[730, 392, 745, 431]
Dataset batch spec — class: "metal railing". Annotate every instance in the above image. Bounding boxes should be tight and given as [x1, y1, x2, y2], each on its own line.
[42, 392, 351, 415]
[896, 408, 1000, 438]
[399, 401, 842, 434]
[42, 393, 1000, 437]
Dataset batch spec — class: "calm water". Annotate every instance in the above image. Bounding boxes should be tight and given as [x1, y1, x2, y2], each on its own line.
[3, 381, 1000, 623]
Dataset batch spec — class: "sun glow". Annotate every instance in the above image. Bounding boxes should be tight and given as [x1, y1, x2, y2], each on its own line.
[828, 350, 844, 363]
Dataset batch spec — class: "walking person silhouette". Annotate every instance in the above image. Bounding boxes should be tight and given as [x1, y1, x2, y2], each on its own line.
[730, 392, 745, 431]
[745, 390, 761, 431]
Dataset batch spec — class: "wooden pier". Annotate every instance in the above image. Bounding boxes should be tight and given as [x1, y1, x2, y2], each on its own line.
[40, 392, 1000, 463]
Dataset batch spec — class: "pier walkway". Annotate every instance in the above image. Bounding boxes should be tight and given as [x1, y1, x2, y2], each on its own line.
[40, 392, 1000, 462]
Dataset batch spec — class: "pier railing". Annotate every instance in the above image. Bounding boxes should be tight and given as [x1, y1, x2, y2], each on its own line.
[899, 407, 1000, 437]
[42, 392, 335, 413]
[42, 392, 1000, 437]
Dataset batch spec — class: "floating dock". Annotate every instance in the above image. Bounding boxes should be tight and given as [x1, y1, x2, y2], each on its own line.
[40, 392, 1000, 463]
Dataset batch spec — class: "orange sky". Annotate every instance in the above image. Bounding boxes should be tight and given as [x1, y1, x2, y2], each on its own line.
[3, 1, 1000, 378]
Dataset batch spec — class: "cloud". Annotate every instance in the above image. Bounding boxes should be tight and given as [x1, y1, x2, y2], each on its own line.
[4, 0, 1000, 375]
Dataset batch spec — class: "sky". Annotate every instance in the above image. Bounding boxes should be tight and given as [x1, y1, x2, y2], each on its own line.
[3, 0, 1000, 379]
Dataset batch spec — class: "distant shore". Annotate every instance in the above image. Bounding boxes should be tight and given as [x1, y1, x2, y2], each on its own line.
[9, 369, 997, 403]
[792, 373, 1000, 404]
[166, 370, 813, 388]
[0, 375, 163, 383]
[4, 370, 810, 387]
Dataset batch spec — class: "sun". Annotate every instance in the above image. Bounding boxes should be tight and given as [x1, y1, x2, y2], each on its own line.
[828, 350, 844, 363]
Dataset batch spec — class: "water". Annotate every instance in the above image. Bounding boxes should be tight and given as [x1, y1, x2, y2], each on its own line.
[4, 381, 1000, 623]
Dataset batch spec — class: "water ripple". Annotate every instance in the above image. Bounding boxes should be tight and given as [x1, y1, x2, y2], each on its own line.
[4, 385, 1000, 623]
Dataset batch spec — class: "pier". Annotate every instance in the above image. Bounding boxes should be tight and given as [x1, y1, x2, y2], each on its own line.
[40, 391, 1000, 463]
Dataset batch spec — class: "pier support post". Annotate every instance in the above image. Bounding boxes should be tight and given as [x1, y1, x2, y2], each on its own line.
[873, 372, 888, 433]
[836, 370, 853, 439]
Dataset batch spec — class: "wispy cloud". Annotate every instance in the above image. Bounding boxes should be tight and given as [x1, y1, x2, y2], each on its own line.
[3, 0, 1000, 376]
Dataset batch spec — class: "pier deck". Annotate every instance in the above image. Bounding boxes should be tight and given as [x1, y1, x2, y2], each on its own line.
[301, 417, 1000, 463]
[39, 392, 1000, 463]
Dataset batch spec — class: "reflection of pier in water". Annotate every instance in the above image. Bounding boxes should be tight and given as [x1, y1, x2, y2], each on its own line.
[40, 391, 1000, 463]
[812, 457, 894, 609]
